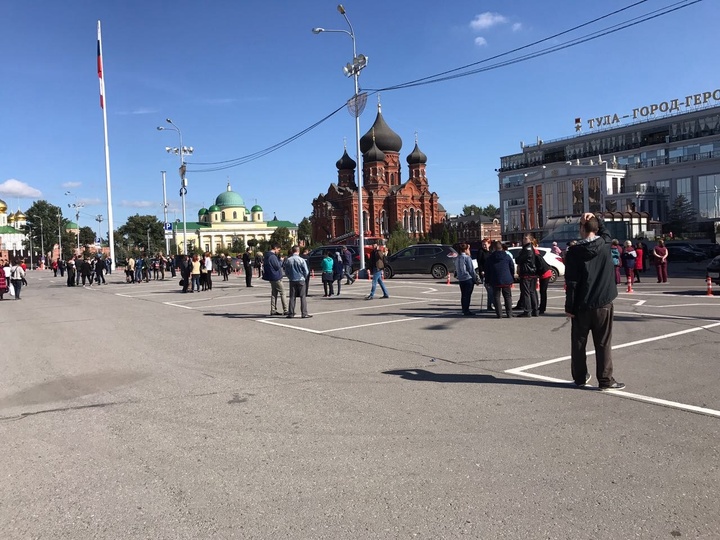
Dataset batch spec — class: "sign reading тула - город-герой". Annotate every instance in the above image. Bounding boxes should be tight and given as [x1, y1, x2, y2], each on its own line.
[575, 87, 720, 132]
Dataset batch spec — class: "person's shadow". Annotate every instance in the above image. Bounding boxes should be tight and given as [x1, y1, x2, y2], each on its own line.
[383, 369, 570, 389]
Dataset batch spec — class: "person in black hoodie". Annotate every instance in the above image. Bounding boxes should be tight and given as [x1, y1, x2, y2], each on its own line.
[476, 239, 495, 312]
[516, 235, 539, 317]
[564, 213, 625, 390]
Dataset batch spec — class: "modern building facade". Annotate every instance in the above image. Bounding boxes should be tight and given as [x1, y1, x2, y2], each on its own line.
[175, 183, 297, 254]
[312, 105, 446, 243]
[498, 96, 720, 243]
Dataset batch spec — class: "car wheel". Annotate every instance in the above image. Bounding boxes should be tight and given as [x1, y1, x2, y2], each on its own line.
[431, 264, 447, 279]
[383, 266, 393, 279]
[549, 268, 558, 283]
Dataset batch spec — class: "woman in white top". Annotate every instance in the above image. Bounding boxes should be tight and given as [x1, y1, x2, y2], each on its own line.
[10, 258, 26, 300]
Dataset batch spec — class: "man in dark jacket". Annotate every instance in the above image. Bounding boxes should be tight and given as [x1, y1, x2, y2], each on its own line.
[564, 213, 625, 390]
[263, 242, 287, 316]
[516, 235, 539, 317]
[242, 248, 253, 288]
[476, 239, 495, 312]
[179, 255, 190, 293]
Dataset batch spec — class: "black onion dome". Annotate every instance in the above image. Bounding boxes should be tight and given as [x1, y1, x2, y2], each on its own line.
[406, 142, 427, 165]
[363, 139, 386, 163]
[360, 109, 402, 153]
[335, 149, 356, 170]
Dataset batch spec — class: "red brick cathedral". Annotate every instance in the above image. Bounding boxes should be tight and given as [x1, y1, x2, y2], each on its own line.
[312, 105, 445, 243]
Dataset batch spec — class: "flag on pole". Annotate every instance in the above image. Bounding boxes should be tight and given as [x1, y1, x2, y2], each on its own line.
[97, 22, 105, 109]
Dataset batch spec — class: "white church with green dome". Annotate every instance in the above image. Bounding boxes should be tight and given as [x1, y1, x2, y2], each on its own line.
[174, 183, 297, 254]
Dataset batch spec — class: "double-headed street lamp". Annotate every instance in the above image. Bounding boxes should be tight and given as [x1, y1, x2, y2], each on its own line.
[157, 119, 193, 255]
[65, 191, 84, 251]
[313, 4, 369, 271]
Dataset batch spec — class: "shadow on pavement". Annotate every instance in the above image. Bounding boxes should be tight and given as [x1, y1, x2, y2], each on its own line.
[383, 368, 571, 389]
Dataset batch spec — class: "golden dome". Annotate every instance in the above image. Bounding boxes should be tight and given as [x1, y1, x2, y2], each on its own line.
[8, 213, 16, 222]
[0, 198, 7, 212]
[14, 210, 26, 219]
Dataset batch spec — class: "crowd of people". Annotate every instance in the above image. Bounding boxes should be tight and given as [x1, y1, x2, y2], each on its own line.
[1, 257, 27, 300]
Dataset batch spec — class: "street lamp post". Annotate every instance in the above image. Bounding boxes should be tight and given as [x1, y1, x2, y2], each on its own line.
[161, 170, 170, 255]
[38, 217, 44, 267]
[313, 4, 368, 271]
[157, 120, 193, 255]
[96, 215, 104, 249]
[57, 212, 63, 261]
[66, 192, 85, 252]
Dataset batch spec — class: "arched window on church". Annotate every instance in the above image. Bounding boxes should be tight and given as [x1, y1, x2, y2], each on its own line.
[403, 210, 409, 231]
[344, 212, 350, 233]
[233, 211, 237, 219]
[379, 211, 387, 235]
[409, 209, 416, 232]
[416, 212, 423, 234]
[221, 211, 226, 221]
[363, 211, 370, 234]
[390, 173, 395, 184]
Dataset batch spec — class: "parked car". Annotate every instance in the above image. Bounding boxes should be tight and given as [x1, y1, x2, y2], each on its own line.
[692, 243, 720, 258]
[665, 242, 708, 259]
[306, 245, 362, 272]
[383, 244, 458, 279]
[507, 246, 566, 283]
[665, 244, 706, 262]
[707, 254, 720, 275]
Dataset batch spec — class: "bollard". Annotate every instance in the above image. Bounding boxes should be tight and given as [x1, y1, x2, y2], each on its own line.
[446, 273, 451, 285]
[626, 276, 634, 293]
[706, 275, 714, 296]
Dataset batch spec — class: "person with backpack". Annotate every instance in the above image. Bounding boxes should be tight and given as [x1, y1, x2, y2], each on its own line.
[610, 240, 622, 285]
[516, 234, 539, 317]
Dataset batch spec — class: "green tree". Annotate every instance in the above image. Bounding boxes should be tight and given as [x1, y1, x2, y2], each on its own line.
[79, 226, 96, 247]
[247, 238, 258, 249]
[270, 226, 293, 252]
[387, 223, 412, 254]
[667, 195, 697, 236]
[116, 215, 165, 254]
[23, 200, 75, 260]
[481, 204, 499, 217]
[231, 237, 245, 254]
[462, 204, 482, 217]
[441, 228, 450, 245]
[297, 217, 312, 244]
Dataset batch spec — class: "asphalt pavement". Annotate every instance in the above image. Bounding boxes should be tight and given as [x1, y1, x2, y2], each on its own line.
[1, 264, 718, 539]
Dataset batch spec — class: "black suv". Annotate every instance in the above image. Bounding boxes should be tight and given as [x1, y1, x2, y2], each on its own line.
[306, 246, 361, 272]
[384, 244, 458, 279]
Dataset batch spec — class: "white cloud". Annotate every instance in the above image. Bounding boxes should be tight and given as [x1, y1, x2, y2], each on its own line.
[120, 200, 156, 208]
[62, 181, 82, 188]
[512, 22, 523, 32]
[78, 197, 103, 206]
[0, 179, 42, 198]
[470, 12, 507, 30]
[117, 107, 158, 116]
[474, 37, 488, 47]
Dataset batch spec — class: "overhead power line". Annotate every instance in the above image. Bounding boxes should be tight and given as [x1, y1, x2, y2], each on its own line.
[187, 0, 702, 173]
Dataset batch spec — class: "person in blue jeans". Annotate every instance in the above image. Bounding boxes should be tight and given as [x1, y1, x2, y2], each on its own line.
[366, 244, 389, 300]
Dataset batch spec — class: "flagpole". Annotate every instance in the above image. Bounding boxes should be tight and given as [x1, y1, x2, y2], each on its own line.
[98, 20, 116, 269]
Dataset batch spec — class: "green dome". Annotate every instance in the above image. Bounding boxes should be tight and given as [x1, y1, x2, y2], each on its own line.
[245, 208, 251, 214]
[251, 205, 263, 212]
[65, 221, 78, 229]
[215, 182, 245, 208]
[198, 208, 208, 216]
[208, 205, 221, 212]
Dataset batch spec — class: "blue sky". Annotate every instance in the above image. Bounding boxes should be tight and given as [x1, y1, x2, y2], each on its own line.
[0, 0, 716, 234]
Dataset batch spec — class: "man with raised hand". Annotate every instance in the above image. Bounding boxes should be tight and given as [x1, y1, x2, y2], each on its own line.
[564, 212, 625, 391]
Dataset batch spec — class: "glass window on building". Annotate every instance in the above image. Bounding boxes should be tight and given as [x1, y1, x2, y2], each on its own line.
[698, 174, 720, 219]
[544, 183, 555, 219]
[558, 181, 569, 215]
[676, 177, 692, 203]
[572, 179, 584, 214]
[588, 177, 601, 213]
[536, 185, 544, 226]
[527, 186, 535, 229]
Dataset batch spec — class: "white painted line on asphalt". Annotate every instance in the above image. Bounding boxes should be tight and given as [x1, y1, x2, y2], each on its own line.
[194, 300, 269, 309]
[506, 320, 720, 418]
[256, 319, 324, 334]
[634, 300, 646, 306]
[653, 303, 720, 308]
[320, 317, 423, 333]
[163, 302, 194, 310]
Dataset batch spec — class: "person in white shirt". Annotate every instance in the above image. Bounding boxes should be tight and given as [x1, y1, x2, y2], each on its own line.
[203, 253, 213, 291]
[10, 258, 26, 300]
